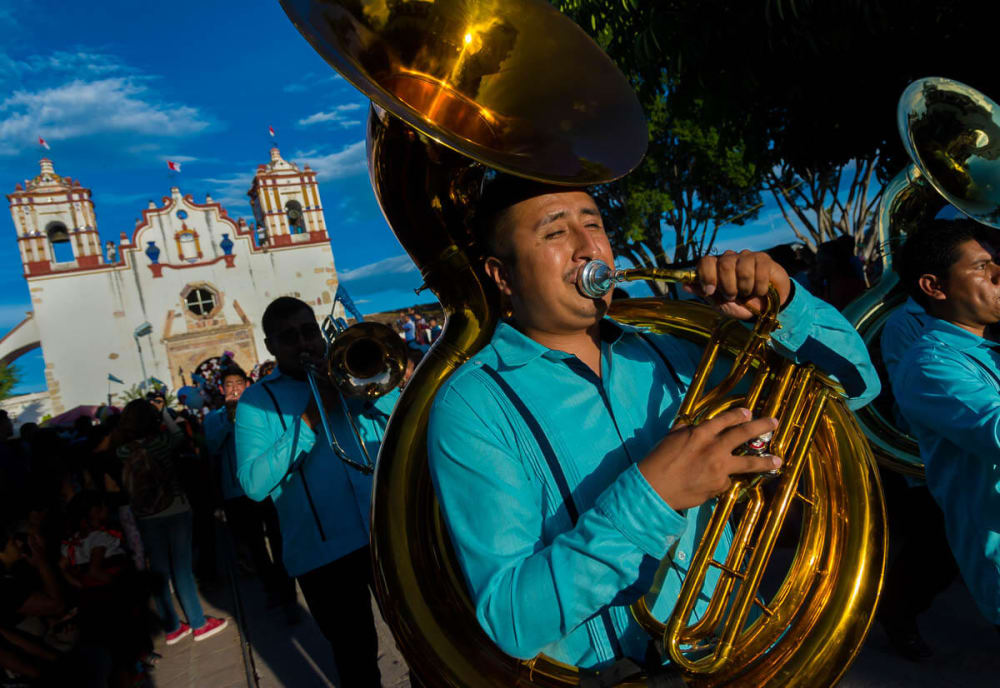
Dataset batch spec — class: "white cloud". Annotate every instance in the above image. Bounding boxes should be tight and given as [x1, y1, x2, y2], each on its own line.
[339, 254, 417, 281]
[293, 141, 367, 179]
[163, 154, 198, 163]
[15, 51, 130, 78]
[198, 172, 254, 211]
[0, 77, 210, 154]
[283, 72, 344, 93]
[298, 102, 365, 128]
[338, 254, 420, 297]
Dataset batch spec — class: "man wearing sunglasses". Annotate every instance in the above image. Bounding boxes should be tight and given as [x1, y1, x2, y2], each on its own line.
[235, 296, 399, 687]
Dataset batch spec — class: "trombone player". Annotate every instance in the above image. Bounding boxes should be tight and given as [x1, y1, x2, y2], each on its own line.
[235, 296, 399, 687]
[427, 177, 880, 677]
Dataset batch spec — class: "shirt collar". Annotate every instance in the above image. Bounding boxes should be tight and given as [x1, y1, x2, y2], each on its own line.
[922, 316, 993, 352]
[902, 296, 926, 316]
[491, 317, 644, 369]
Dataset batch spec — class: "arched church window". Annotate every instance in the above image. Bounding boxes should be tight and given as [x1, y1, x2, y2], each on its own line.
[175, 226, 202, 263]
[45, 221, 74, 263]
[185, 287, 217, 316]
[285, 200, 306, 234]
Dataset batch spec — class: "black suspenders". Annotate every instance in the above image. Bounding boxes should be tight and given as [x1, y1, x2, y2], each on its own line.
[480, 365, 624, 660]
[261, 382, 286, 431]
[261, 382, 326, 540]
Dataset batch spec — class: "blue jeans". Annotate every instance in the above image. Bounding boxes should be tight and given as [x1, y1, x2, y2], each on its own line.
[138, 509, 206, 631]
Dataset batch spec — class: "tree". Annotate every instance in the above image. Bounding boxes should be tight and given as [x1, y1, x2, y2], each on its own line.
[554, 2, 764, 295]
[0, 363, 20, 401]
[117, 383, 176, 408]
[554, 0, 1000, 269]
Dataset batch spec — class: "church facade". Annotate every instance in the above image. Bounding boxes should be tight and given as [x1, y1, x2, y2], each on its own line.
[1, 148, 343, 416]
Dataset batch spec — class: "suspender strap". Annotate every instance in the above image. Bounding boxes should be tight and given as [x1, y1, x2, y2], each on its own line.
[261, 382, 287, 431]
[261, 381, 301, 486]
[964, 351, 1000, 391]
[480, 364, 623, 660]
[481, 366, 578, 523]
[635, 332, 683, 389]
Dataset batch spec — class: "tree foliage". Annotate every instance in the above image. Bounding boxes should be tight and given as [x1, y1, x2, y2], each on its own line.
[0, 364, 20, 402]
[117, 383, 176, 408]
[553, 0, 1000, 267]
[553, 2, 763, 295]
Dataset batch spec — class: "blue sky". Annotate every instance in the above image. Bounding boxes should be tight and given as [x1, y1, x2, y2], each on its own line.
[0, 0, 797, 395]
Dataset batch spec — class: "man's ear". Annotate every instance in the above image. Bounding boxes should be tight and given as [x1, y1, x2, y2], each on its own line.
[484, 256, 513, 296]
[264, 337, 277, 358]
[918, 273, 947, 302]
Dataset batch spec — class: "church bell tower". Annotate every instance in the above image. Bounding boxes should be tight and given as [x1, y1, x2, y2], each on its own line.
[6, 159, 104, 276]
[247, 147, 328, 247]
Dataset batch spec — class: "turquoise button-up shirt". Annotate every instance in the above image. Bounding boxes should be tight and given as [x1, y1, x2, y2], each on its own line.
[235, 369, 398, 577]
[893, 317, 1000, 624]
[880, 297, 929, 383]
[428, 281, 879, 669]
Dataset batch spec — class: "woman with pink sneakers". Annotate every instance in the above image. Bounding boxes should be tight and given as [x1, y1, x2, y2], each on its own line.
[116, 399, 227, 645]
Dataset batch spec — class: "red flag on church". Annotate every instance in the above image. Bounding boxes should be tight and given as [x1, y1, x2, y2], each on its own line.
[167, 160, 182, 173]
[38, 137, 50, 150]
[268, 126, 276, 137]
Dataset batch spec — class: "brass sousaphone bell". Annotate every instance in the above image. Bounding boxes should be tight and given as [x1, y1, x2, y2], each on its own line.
[280, 0, 886, 685]
[845, 77, 1000, 477]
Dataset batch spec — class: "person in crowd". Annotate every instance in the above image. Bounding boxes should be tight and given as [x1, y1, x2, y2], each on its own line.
[116, 399, 228, 645]
[235, 296, 400, 687]
[414, 312, 430, 347]
[428, 316, 442, 343]
[1, 518, 113, 687]
[809, 235, 867, 309]
[204, 365, 298, 620]
[892, 220, 1000, 635]
[427, 177, 878, 676]
[399, 348, 424, 392]
[59, 491, 129, 589]
[400, 311, 416, 349]
[58, 490, 155, 679]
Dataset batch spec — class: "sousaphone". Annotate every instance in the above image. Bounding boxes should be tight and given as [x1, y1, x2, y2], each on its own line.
[845, 77, 1000, 477]
[279, 1, 886, 684]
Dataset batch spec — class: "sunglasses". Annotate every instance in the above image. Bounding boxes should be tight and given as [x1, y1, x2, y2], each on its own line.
[272, 321, 323, 347]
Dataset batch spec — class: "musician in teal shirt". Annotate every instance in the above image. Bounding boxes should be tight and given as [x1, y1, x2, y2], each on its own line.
[235, 296, 398, 688]
[428, 178, 880, 674]
[892, 220, 1000, 629]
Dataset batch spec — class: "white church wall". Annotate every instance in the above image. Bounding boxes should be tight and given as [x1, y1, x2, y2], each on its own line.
[6, 152, 344, 414]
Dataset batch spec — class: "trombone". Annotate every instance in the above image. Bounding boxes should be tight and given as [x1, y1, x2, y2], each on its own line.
[302, 311, 408, 474]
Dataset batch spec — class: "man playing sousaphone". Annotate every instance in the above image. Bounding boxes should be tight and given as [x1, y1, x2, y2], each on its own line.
[426, 176, 880, 677]
[892, 221, 1000, 634]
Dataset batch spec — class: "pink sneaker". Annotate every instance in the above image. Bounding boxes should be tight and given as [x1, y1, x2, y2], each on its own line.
[165, 623, 191, 645]
[192, 617, 228, 642]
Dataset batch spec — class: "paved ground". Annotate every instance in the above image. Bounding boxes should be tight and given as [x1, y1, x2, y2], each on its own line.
[148, 524, 409, 688]
[146, 525, 999, 687]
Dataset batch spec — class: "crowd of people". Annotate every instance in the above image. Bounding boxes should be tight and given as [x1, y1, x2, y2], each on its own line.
[4, 179, 1000, 688]
[395, 308, 441, 354]
[0, 294, 435, 688]
[0, 362, 314, 687]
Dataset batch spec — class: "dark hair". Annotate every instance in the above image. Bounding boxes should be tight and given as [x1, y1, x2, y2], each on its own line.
[67, 490, 106, 530]
[118, 399, 162, 443]
[262, 296, 314, 338]
[405, 347, 424, 366]
[219, 364, 248, 383]
[898, 218, 994, 307]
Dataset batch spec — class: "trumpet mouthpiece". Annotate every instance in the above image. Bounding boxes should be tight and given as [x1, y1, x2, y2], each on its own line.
[578, 259, 615, 298]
